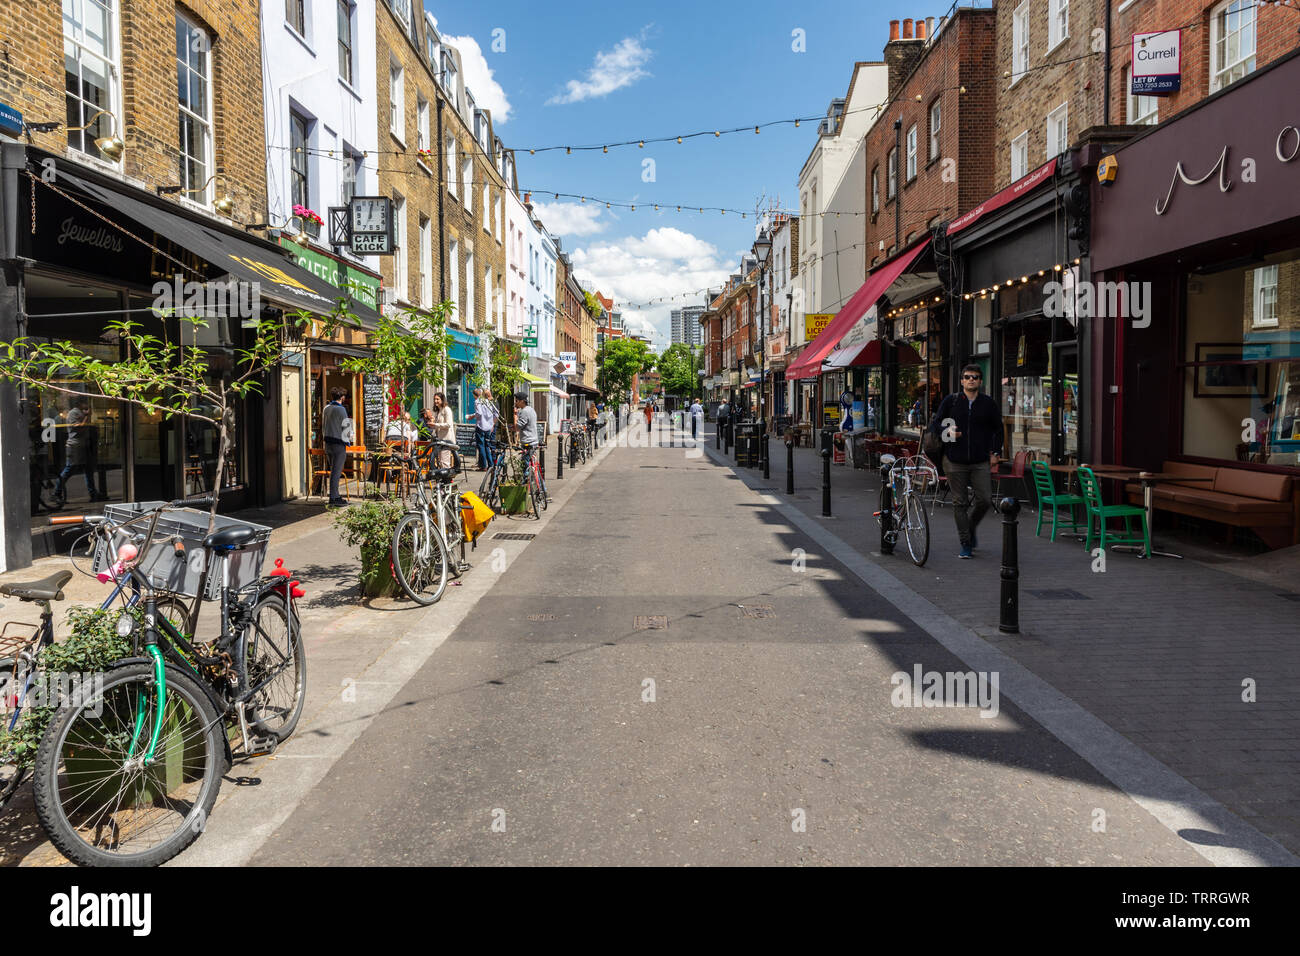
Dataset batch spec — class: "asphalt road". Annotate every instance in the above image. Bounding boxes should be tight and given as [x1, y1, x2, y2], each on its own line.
[250, 425, 1208, 865]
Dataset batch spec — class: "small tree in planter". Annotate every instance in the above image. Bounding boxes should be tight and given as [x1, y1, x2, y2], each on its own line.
[496, 451, 530, 514]
[332, 498, 405, 597]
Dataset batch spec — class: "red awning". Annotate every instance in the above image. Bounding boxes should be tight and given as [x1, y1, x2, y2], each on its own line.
[844, 339, 923, 366]
[786, 239, 931, 380]
[946, 159, 1057, 237]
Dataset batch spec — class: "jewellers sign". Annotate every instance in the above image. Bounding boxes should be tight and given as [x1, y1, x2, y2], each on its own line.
[1131, 30, 1181, 95]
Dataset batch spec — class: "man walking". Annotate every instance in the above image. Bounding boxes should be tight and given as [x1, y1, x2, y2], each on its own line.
[322, 387, 353, 506]
[57, 396, 103, 502]
[474, 387, 498, 470]
[689, 397, 703, 441]
[929, 364, 1002, 558]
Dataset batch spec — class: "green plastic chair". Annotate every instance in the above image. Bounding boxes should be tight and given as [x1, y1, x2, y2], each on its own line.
[1029, 460, 1085, 541]
[1076, 466, 1150, 554]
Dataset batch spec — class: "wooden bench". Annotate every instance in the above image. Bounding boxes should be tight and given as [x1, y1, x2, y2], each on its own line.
[1124, 461, 1299, 549]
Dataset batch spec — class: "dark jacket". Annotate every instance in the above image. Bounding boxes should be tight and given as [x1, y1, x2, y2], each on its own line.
[929, 391, 1004, 465]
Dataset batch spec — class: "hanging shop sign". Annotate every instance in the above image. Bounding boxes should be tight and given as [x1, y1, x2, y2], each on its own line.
[328, 196, 394, 255]
[558, 351, 577, 375]
[278, 239, 380, 310]
[0, 102, 23, 138]
[805, 313, 835, 341]
[523, 326, 538, 347]
[1131, 30, 1181, 95]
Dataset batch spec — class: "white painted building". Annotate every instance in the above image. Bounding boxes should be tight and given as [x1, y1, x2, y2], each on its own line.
[769, 214, 801, 417]
[504, 181, 528, 340]
[261, 0, 378, 266]
[523, 203, 562, 431]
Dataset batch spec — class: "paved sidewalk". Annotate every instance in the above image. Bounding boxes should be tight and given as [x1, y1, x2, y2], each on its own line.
[673, 419, 1300, 857]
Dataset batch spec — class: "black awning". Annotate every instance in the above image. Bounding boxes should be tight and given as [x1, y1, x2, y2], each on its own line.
[55, 168, 379, 325]
[566, 380, 599, 397]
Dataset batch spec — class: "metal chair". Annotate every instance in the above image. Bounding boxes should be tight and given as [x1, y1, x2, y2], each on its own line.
[1077, 466, 1149, 554]
[1028, 460, 1085, 541]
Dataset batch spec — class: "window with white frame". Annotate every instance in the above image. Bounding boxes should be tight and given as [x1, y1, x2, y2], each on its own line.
[462, 155, 472, 209]
[389, 59, 404, 142]
[337, 0, 354, 85]
[871, 167, 879, 213]
[392, 0, 411, 31]
[465, 251, 475, 329]
[392, 193, 407, 301]
[426, 23, 440, 68]
[445, 133, 457, 196]
[441, 51, 458, 99]
[65, 0, 121, 161]
[1048, 0, 1069, 50]
[1046, 103, 1068, 157]
[416, 96, 428, 151]
[906, 124, 918, 180]
[1012, 2, 1029, 83]
[289, 109, 310, 211]
[176, 13, 212, 203]
[483, 180, 490, 231]
[418, 216, 432, 306]
[1210, 0, 1256, 92]
[486, 264, 493, 328]
[929, 100, 941, 161]
[887, 147, 897, 198]
[496, 193, 504, 241]
[342, 148, 361, 204]
[1011, 130, 1029, 181]
[448, 237, 459, 320]
[466, 90, 475, 127]
[1252, 265, 1279, 327]
[285, 0, 305, 36]
[1123, 67, 1158, 125]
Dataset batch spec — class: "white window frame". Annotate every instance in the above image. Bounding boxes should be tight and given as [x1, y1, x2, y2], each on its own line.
[1210, 0, 1257, 93]
[887, 147, 897, 199]
[486, 263, 494, 330]
[392, 0, 412, 31]
[1124, 67, 1159, 125]
[1011, 130, 1029, 181]
[871, 168, 879, 213]
[65, 0, 123, 163]
[448, 237, 460, 321]
[289, 108, 311, 212]
[337, 0, 354, 86]
[929, 100, 941, 161]
[483, 180, 490, 232]
[461, 155, 473, 210]
[341, 147, 361, 204]
[1252, 265, 1279, 328]
[418, 216, 432, 306]
[906, 124, 918, 180]
[389, 59, 404, 143]
[445, 133, 457, 196]
[1046, 102, 1068, 158]
[465, 250, 475, 330]
[1048, 0, 1069, 53]
[176, 12, 213, 205]
[285, 0, 306, 37]
[1011, 2, 1029, 85]
[392, 192, 407, 303]
[416, 95, 429, 151]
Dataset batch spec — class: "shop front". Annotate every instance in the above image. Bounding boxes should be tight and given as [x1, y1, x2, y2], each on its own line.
[0, 145, 354, 566]
[1090, 51, 1300, 546]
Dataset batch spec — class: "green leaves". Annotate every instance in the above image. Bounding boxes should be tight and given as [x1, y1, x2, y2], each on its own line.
[595, 337, 654, 405]
[656, 343, 699, 397]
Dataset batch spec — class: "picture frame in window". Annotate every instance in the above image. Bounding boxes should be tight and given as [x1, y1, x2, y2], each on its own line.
[1193, 343, 1268, 398]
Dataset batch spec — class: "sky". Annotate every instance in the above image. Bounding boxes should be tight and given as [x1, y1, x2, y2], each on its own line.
[433, 0, 959, 350]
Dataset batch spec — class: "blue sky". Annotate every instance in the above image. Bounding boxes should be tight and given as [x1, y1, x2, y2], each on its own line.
[433, 0, 958, 348]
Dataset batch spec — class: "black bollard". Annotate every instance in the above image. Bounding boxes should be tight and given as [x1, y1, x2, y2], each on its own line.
[556, 435, 563, 478]
[658, 414, 663, 446]
[785, 430, 794, 495]
[716, 419, 721, 450]
[879, 461, 895, 554]
[724, 421, 731, 455]
[540, 443, 546, 480]
[999, 497, 1021, 634]
[761, 432, 770, 480]
[570, 433, 577, 467]
[821, 441, 832, 517]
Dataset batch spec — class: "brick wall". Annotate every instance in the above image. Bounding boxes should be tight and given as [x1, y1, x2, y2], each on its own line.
[0, 0, 267, 223]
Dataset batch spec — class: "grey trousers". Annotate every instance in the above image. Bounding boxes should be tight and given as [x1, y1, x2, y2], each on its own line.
[325, 440, 347, 500]
[943, 456, 993, 546]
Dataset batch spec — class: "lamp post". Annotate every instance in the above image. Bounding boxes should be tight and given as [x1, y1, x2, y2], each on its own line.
[752, 231, 772, 473]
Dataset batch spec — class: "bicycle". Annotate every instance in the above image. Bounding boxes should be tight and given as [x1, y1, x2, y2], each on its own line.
[520, 443, 549, 518]
[477, 438, 510, 512]
[873, 454, 932, 567]
[27, 498, 306, 866]
[391, 441, 470, 606]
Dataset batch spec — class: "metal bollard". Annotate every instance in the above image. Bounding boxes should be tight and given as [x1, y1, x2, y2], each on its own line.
[879, 461, 894, 554]
[658, 414, 663, 446]
[556, 435, 563, 478]
[716, 420, 721, 450]
[785, 431, 794, 495]
[821, 441, 832, 517]
[724, 421, 731, 455]
[570, 433, 577, 467]
[761, 432, 770, 480]
[999, 497, 1021, 634]
[540, 443, 546, 480]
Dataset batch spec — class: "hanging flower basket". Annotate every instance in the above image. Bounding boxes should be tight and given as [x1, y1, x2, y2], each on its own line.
[292, 205, 323, 238]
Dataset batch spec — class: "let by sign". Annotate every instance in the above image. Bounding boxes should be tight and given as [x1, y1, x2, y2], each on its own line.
[1131, 30, 1181, 95]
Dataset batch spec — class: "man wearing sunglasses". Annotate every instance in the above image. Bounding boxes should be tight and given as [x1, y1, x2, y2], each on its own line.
[929, 364, 1003, 559]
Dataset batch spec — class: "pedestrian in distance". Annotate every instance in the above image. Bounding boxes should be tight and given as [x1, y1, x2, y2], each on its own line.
[643, 401, 653, 430]
[474, 387, 499, 470]
[929, 364, 1004, 559]
[322, 387, 354, 506]
[430, 393, 456, 468]
[689, 396, 703, 440]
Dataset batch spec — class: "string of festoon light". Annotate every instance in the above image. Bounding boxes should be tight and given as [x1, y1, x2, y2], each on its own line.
[882, 257, 1084, 319]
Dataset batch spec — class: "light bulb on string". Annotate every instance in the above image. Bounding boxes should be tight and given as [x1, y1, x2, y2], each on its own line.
[603, 145, 608, 153]
[676, 136, 682, 144]
[566, 147, 571, 155]
[639, 141, 645, 148]
[794, 119, 800, 127]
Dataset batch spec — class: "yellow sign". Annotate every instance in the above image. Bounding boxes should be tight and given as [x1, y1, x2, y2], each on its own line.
[805, 313, 835, 341]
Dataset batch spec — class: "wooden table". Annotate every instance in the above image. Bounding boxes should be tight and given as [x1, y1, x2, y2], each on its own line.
[1101, 470, 1213, 560]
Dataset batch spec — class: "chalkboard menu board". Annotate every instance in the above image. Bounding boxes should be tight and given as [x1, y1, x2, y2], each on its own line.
[363, 374, 384, 445]
[455, 422, 478, 460]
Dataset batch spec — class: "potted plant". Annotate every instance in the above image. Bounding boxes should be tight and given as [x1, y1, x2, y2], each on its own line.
[292, 204, 324, 239]
[332, 499, 405, 598]
[497, 453, 530, 514]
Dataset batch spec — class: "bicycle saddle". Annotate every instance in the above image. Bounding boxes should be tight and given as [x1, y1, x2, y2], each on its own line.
[429, 468, 457, 482]
[203, 526, 258, 551]
[0, 570, 73, 603]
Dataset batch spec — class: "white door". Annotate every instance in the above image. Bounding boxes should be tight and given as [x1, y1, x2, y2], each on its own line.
[281, 366, 302, 498]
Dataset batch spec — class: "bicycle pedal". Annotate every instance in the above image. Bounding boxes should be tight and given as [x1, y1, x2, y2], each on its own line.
[244, 734, 278, 757]
[455, 561, 472, 573]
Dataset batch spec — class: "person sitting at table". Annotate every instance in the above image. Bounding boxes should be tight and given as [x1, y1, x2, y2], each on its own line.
[385, 411, 419, 443]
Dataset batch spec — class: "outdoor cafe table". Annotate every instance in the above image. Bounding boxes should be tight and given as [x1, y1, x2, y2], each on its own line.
[1051, 465, 1214, 559]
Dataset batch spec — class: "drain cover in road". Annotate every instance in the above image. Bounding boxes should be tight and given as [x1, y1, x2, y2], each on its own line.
[1027, 588, 1091, 600]
[634, 615, 668, 630]
[493, 533, 536, 541]
[526, 613, 556, 621]
[740, 604, 775, 618]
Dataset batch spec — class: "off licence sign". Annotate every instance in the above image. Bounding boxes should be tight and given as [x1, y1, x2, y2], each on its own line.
[805, 313, 835, 341]
[1131, 30, 1181, 95]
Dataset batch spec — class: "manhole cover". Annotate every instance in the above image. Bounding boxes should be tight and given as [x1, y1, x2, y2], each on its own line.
[634, 615, 668, 630]
[526, 613, 555, 622]
[1027, 588, 1091, 600]
[740, 604, 775, 619]
[492, 532, 536, 541]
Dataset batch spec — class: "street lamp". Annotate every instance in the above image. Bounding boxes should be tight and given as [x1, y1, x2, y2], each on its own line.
[752, 232, 772, 473]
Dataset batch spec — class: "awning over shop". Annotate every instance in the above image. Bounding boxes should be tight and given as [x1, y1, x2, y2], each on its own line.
[825, 339, 923, 368]
[566, 380, 600, 397]
[54, 168, 380, 325]
[447, 328, 480, 364]
[786, 239, 931, 380]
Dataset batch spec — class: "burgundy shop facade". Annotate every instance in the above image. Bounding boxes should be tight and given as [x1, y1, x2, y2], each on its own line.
[1090, 51, 1300, 537]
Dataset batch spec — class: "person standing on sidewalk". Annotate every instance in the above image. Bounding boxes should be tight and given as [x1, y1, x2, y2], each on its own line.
[474, 388, 498, 470]
[322, 387, 353, 506]
[929, 365, 1003, 559]
[430, 392, 456, 468]
[689, 397, 703, 440]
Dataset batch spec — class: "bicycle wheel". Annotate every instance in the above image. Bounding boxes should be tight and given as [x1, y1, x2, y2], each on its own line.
[527, 475, 543, 519]
[479, 461, 501, 512]
[904, 493, 930, 567]
[0, 656, 28, 807]
[441, 495, 467, 575]
[242, 594, 306, 741]
[32, 660, 225, 867]
[391, 513, 448, 605]
[154, 594, 194, 639]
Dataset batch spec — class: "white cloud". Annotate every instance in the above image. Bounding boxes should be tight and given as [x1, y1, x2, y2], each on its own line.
[445, 34, 511, 124]
[531, 201, 607, 238]
[546, 34, 652, 105]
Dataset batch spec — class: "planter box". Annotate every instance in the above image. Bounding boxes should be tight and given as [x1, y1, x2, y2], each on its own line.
[360, 544, 401, 598]
[498, 483, 529, 514]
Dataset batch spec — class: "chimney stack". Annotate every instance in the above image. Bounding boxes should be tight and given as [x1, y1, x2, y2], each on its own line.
[927, 16, 936, 38]
[884, 15, 926, 100]
[889, 19, 899, 41]
[916, 19, 927, 40]
[902, 18, 913, 39]
[524, 191, 531, 206]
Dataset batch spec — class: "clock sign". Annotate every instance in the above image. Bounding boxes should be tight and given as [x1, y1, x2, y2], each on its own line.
[346, 196, 394, 255]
